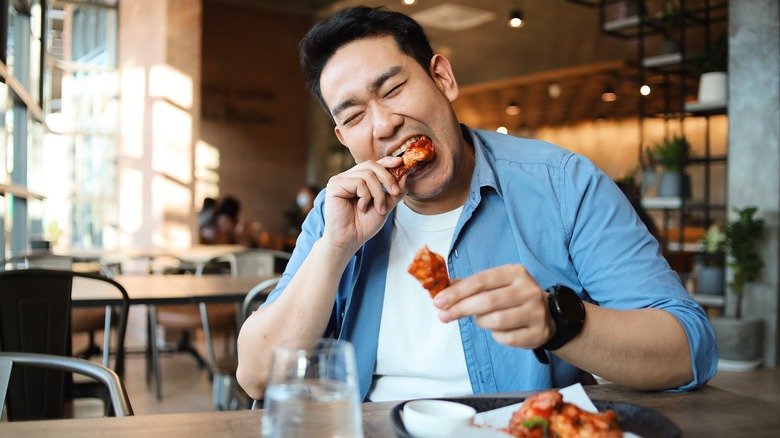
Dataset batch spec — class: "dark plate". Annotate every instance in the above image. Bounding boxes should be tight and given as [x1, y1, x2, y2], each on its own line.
[390, 397, 681, 438]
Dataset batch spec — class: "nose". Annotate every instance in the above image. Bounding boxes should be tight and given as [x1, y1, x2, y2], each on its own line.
[370, 101, 403, 140]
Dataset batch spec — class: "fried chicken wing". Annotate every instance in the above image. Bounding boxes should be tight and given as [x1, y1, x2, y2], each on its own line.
[507, 390, 623, 438]
[388, 136, 434, 179]
[407, 245, 449, 298]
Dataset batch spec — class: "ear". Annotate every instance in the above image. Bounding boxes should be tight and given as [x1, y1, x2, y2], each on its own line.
[429, 54, 459, 103]
[334, 126, 346, 145]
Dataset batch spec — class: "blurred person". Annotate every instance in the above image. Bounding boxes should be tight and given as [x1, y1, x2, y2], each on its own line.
[201, 195, 259, 246]
[285, 184, 321, 237]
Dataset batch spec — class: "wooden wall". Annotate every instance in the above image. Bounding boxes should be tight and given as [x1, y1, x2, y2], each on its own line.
[200, 1, 312, 236]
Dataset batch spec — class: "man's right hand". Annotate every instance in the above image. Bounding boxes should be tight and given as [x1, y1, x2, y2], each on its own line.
[321, 156, 406, 255]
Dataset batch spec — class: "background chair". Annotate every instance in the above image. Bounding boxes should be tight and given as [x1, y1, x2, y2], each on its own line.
[0, 352, 133, 419]
[0, 254, 114, 362]
[147, 249, 291, 400]
[212, 276, 281, 411]
[0, 269, 129, 420]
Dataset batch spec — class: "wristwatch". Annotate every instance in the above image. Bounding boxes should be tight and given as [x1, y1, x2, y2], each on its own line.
[533, 285, 586, 365]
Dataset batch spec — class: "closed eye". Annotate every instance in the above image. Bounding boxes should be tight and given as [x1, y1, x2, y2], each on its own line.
[342, 111, 363, 126]
[383, 81, 405, 99]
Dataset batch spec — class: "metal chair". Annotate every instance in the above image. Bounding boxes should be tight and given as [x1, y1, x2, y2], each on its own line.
[148, 249, 290, 400]
[0, 254, 114, 361]
[212, 276, 281, 411]
[0, 352, 133, 419]
[0, 269, 129, 420]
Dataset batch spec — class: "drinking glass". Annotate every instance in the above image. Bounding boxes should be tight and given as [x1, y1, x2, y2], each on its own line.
[262, 338, 363, 438]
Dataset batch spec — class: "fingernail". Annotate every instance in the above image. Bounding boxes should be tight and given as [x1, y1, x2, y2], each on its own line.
[433, 295, 446, 307]
[438, 310, 450, 322]
[390, 184, 399, 195]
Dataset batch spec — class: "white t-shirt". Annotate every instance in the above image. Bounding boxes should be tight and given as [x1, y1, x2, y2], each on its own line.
[368, 201, 472, 402]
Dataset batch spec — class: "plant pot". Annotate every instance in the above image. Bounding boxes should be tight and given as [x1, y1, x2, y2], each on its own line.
[660, 38, 679, 55]
[640, 167, 657, 197]
[657, 171, 690, 198]
[695, 265, 724, 295]
[697, 71, 728, 105]
[711, 316, 764, 371]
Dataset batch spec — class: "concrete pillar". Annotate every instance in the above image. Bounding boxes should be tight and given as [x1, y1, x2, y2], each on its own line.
[727, 0, 780, 366]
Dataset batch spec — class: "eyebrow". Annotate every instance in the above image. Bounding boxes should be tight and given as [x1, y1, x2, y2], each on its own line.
[331, 66, 403, 120]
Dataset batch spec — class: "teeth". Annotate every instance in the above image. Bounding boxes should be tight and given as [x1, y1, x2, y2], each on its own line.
[392, 136, 421, 157]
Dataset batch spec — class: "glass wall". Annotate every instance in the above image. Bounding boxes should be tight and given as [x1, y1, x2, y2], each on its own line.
[43, 0, 118, 252]
[0, 0, 117, 258]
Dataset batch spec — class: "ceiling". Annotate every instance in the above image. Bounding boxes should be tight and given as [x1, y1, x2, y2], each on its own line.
[237, 0, 722, 130]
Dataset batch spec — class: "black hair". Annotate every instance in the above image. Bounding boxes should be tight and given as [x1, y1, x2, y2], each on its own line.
[299, 6, 435, 116]
[217, 195, 241, 222]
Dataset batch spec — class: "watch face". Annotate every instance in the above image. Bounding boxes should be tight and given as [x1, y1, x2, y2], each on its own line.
[555, 286, 585, 325]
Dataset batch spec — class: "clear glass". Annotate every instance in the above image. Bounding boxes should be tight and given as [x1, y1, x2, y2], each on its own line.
[263, 338, 363, 438]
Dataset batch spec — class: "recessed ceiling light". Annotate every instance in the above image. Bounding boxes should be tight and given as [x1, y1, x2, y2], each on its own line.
[412, 4, 496, 32]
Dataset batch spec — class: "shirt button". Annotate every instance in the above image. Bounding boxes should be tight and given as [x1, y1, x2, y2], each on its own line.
[471, 193, 476, 199]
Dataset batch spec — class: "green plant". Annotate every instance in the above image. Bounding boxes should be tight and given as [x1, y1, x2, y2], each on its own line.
[654, 0, 682, 40]
[651, 135, 694, 172]
[725, 206, 765, 319]
[700, 223, 726, 267]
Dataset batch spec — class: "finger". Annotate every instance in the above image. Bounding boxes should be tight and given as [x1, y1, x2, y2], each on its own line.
[377, 156, 405, 195]
[437, 285, 521, 322]
[433, 268, 516, 310]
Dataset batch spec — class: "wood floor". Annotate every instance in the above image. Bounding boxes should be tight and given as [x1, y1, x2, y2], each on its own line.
[72, 330, 780, 417]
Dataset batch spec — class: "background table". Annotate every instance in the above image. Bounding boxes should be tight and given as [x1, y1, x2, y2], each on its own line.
[1, 384, 778, 437]
[72, 274, 271, 305]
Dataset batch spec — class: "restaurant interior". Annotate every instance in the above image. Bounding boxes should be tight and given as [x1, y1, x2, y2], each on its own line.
[0, 0, 778, 430]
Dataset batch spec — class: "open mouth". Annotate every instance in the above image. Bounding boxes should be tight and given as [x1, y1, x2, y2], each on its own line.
[391, 136, 424, 158]
[388, 136, 434, 179]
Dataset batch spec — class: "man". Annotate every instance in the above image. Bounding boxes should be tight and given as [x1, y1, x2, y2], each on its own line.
[237, 6, 717, 402]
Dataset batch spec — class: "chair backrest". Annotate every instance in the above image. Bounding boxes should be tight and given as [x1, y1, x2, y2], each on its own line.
[196, 249, 291, 277]
[1, 254, 73, 271]
[241, 276, 282, 321]
[0, 269, 129, 420]
[0, 352, 133, 418]
[0, 254, 110, 276]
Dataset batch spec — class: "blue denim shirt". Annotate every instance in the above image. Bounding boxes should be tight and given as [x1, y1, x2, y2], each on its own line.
[264, 126, 718, 400]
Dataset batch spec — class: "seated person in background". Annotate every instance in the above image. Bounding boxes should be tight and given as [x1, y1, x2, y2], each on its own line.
[285, 183, 321, 238]
[200, 195, 260, 246]
[198, 197, 218, 231]
[237, 7, 717, 403]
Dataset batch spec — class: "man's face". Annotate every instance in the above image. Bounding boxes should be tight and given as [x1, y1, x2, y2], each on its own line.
[319, 35, 464, 200]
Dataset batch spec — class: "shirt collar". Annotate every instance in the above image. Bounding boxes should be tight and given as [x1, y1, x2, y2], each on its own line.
[462, 125, 501, 207]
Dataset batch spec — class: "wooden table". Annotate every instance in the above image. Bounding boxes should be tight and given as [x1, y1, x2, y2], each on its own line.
[0, 384, 778, 437]
[71, 274, 272, 380]
[72, 274, 271, 305]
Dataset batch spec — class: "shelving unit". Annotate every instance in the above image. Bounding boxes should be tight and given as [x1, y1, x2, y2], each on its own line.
[570, 1, 729, 281]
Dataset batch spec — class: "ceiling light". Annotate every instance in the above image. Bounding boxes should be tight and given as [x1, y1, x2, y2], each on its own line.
[640, 84, 651, 96]
[497, 126, 509, 134]
[401, 0, 416, 5]
[505, 101, 521, 116]
[508, 10, 525, 28]
[601, 85, 617, 102]
[548, 83, 561, 99]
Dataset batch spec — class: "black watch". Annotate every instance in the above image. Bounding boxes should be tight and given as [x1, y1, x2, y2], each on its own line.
[533, 286, 586, 365]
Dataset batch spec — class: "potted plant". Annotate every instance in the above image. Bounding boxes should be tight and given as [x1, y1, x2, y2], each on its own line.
[691, 32, 728, 106]
[711, 206, 766, 370]
[654, 0, 682, 55]
[651, 134, 694, 198]
[695, 223, 726, 295]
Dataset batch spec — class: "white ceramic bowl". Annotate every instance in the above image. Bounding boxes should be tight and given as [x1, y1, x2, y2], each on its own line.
[403, 399, 477, 438]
